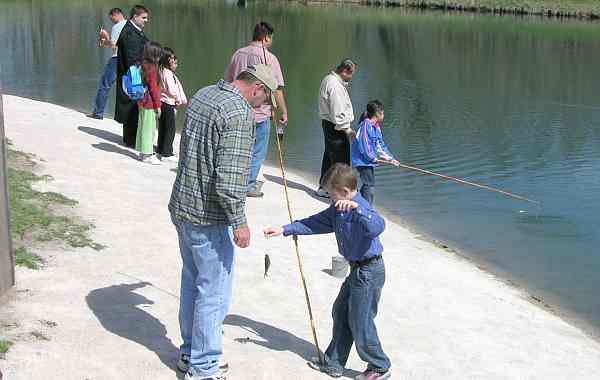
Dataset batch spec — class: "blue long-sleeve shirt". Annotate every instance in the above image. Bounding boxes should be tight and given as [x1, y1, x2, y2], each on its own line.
[282, 194, 385, 262]
[351, 119, 395, 168]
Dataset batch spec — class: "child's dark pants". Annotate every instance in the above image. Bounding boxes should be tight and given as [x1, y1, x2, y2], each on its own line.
[357, 166, 375, 205]
[157, 102, 176, 157]
[323, 256, 391, 373]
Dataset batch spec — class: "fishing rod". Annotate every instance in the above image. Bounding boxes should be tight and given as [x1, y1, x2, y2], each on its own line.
[262, 41, 324, 364]
[383, 160, 540, 204]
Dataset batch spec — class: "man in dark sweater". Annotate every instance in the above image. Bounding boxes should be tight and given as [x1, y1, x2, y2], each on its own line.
[115, 4, 149, 148]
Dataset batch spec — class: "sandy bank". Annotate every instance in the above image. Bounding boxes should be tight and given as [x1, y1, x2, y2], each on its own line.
[2, 95, 600, 379]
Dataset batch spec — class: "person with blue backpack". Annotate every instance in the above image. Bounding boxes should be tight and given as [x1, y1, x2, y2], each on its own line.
[351, 100, 399, 205]
[135, 41, 163, 164]
[115, 5, 150, 148]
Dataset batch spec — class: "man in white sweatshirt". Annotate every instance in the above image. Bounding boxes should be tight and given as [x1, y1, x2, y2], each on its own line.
[316, 59, 357, 197]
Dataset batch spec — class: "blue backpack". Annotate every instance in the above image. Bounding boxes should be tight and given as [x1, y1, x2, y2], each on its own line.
[122, 65, 146, 100]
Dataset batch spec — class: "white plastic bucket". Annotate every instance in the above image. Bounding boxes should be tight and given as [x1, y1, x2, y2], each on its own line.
[331, 256, 349, 278]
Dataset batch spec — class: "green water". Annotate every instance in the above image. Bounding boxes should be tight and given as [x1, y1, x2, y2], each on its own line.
[2, 0, 600, 337]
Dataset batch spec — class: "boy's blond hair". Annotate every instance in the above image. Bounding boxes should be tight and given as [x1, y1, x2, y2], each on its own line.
[321, 163, 358, 193]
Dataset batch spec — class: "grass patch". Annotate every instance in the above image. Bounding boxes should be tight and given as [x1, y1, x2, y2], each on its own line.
[0, 339, 13, 355]
[6, 145, 104, 269]
[14, 247, 43, 270]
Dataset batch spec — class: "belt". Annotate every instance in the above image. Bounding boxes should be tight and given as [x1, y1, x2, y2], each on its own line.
[349, 255, 382, 268]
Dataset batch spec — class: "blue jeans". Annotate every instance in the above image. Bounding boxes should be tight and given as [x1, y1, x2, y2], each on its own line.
[92, 56, 118, 117]
[172, 217, 235, 377]
[323, 257, 391, 373]
[357, 166, 375, 205]
[248, 118, 271, 191]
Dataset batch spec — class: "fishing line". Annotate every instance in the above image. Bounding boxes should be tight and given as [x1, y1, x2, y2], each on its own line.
[388, 161, 541, 205]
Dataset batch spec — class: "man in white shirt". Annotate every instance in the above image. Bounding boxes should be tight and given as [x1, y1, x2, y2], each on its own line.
[316, 58, 357, 197]
[87, 8, 126, 120]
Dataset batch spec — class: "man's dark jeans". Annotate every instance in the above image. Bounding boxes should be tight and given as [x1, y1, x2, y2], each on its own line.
[323, 257, 391, 373]
[92, 56, 118, 118]
[357, 166, 375, 205]
[319, 120, 350, 186]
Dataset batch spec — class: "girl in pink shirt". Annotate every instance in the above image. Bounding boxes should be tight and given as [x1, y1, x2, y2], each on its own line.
[157, 47, 187, 162]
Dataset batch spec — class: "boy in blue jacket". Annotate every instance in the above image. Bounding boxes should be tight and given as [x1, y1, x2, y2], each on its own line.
[264, 164, 392, 380]
[352, 100, 399, 205]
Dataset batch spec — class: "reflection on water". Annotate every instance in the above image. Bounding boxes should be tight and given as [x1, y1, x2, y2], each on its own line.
[2, 0, 600, 336]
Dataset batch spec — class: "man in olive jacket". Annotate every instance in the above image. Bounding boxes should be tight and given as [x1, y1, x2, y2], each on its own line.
[115, 4, 149, 148]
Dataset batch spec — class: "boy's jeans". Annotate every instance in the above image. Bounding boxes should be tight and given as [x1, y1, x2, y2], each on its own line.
[92, 56, 118, 117]
[357, 166, 375, 205]
[248, 118, 270, 191]
[172, 217, 235, 377]
[323, 257, 391, 373]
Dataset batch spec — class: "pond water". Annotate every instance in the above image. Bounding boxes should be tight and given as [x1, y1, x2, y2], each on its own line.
[1, 0, 600, 337]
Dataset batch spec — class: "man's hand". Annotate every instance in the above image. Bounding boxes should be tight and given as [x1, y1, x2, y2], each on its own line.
[233, 226, 251, 248]
[99, 28, 110, 46]
[343, 128, 356, 140]
[263, 226, 284, 238]
[99, 28, 109, 39]
[278, 112, 288, 125]
[335, 200, 359, 212]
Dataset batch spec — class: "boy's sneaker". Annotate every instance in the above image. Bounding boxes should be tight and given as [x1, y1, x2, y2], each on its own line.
[316, 187, 329, 198]
[355, 369, 391, 380]
[307, 357, 343, 378]
[177, 354, 229, 374]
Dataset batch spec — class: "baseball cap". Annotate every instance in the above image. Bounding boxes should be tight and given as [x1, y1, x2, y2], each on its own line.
[242, 64, 278, 107]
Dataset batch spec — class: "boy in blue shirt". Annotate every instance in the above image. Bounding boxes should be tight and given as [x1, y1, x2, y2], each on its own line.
[352, 100, 399, 205]
[264, 164, 392, 380]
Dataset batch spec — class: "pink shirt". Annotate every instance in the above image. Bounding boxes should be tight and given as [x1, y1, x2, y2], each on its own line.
[224, 42, 285, 123]
[160, 68, 187, 106]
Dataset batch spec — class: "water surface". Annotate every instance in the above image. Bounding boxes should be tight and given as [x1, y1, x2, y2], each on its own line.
[1, 0, 600, 337]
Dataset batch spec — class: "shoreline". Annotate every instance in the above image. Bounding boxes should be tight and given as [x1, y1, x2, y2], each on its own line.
[272, 163, 600, 343]
[2, 95, 600, 379]
[295, 0, 600, 20]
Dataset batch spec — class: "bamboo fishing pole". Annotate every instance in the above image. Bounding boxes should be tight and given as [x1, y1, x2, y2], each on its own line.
[384, 160, 540, 204]
[273, 130, 324, 365]
[261, 41, 324, 364]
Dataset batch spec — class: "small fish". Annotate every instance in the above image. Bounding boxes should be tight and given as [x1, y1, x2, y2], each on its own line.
[264, 254, 271, 278]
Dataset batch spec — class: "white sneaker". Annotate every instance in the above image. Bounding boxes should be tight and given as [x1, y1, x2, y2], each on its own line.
[184, 371, 226, 380]
[316, 187, 329, 198]
[160, 154, 179, 163]
[184, 372, 226, 380]
[142, 155, 162, 165]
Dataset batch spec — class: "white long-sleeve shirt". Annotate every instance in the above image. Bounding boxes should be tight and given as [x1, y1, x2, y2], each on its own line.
[318, 71, 354, 130]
